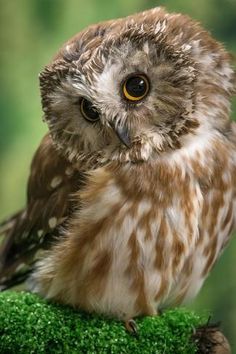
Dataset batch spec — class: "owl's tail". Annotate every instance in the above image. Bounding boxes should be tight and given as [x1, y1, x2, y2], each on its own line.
[0, 210, 33, 290]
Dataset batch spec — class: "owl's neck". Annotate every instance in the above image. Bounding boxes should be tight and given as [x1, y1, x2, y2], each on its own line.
[99, 127, 233, 203]
[99, 123, 224, 165]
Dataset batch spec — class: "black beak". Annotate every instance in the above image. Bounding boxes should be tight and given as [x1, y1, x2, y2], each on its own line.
[110, 121, 131, 148]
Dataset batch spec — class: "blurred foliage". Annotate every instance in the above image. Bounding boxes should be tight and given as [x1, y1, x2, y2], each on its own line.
[0, 0, 235, 350]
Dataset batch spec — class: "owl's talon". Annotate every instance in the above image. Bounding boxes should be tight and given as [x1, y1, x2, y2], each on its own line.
[125, 319, 138, 336]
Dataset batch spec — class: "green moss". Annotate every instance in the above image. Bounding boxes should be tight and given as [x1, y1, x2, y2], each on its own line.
[0, 291, 204, 353]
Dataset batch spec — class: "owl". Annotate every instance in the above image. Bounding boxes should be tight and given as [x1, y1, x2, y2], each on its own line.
[0, 7, 235, 333]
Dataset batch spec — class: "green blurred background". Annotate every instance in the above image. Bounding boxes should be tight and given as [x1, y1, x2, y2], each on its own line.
[0, 0, 236, 350]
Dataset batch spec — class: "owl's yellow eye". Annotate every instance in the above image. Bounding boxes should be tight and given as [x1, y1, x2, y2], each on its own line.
[80, 98, 100, 122]
[122, 74, 150, 102]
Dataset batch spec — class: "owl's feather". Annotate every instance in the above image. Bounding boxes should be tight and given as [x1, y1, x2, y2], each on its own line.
[0, 134, 83, 288]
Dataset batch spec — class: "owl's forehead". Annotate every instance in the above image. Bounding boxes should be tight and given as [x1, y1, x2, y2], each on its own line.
[62, 9, 167, 62]
[65, 22, 167, 77]
[63, 20, 185, 97]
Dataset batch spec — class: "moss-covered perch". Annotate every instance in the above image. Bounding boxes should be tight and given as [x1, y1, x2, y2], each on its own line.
[0, 291, 231, 354]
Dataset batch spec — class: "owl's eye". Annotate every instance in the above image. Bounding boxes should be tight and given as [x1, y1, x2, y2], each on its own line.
[122, 74, 150, 102]
[80, 98, 100, 122]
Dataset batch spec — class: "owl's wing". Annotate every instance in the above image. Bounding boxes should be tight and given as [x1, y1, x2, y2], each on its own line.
[0, 134, 83, 289]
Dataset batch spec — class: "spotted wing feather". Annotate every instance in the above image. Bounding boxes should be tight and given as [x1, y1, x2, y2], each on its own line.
[0, 134, 83, 289]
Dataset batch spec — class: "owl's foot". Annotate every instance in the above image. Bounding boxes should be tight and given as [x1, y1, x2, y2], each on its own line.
[125, 319, 138, 336]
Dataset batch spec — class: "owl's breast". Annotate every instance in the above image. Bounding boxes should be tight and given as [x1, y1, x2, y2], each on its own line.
[55, 162, 204, 317]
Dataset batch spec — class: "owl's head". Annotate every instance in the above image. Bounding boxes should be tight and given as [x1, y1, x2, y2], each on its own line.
[40, 7, 235, 163]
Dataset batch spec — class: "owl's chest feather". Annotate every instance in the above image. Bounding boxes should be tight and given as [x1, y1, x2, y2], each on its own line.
[62, 159, 203, 309]
[74, 141, 234, 305]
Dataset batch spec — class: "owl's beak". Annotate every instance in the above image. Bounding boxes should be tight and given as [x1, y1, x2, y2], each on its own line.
[110, 121, 131, 148]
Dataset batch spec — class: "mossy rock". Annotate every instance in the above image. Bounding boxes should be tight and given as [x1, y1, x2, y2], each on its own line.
[0, 291, 207, 353]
